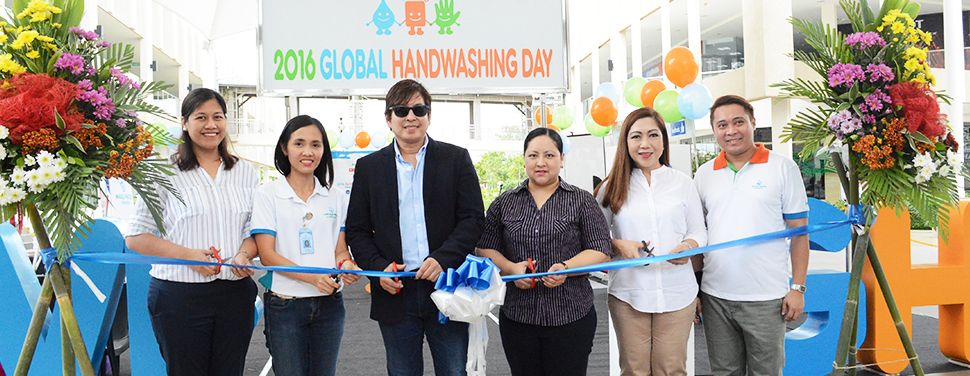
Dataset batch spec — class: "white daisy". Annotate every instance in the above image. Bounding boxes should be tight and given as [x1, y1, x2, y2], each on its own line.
[938, 165, 952, 176]
[28, 183, 47, 194]
[947, 150, 960, 166]
[53, 158, 67, 170]
[25, 170, 41, 186]
[913, 153, 933, 168]
[915, 168, 933, 183]
[0, 145, 6, 160]
[36, 151, 54, 167]
[0, 126, 9, 140]
[38, 166, 54, 184]
[10, 167, 26, 185]
[7, 187, 26, 201]
[24, 155, 35, 166]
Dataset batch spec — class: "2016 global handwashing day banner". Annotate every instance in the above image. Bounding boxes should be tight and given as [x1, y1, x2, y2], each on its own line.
[258, 0, 568, 96]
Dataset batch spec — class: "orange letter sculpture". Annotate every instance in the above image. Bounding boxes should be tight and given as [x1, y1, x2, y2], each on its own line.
[863, 200, 970, 373]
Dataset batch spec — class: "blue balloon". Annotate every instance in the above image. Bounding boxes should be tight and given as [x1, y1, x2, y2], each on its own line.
[339, 132, 356, 149]
[677, 83, 714, 120]
[594, 82, 621, 105]
[165, 125, 182, 147]
[562, 134, 572, 155]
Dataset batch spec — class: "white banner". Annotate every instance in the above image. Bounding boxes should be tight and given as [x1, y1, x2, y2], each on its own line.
[258, 0, 568, 96]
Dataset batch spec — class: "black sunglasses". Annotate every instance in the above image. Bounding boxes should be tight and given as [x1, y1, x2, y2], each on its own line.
[387, 105, 430, 118]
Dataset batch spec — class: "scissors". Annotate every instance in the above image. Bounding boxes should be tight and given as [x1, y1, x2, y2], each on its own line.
[391, 261, 402, 294]
[526, 257, 537, 289]
[638, 241, 655, 257]
[210, 246, 224, 273]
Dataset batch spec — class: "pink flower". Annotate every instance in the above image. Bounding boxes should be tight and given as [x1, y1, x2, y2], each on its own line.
[866, 64, 894, 83]
[69, 27, 100, 41]
[828, 63, 865, 88]
[53, 53, 86, 75]
[845, 32, 887, 49]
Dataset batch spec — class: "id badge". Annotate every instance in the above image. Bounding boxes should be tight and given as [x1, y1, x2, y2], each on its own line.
[299, 227, 314, 255]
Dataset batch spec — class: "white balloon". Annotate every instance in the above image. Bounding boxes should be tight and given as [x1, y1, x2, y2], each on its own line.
[339, 132, 356, 149]
[371, 131, 388, 148]
[562, 134, 572, 155]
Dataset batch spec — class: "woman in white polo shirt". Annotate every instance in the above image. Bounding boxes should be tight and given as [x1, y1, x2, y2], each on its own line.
[594, 107, 707, 376]
[250, 115, 362, 376]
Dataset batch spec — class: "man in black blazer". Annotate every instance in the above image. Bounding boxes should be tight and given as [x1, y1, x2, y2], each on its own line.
[346, 79, 485, 376]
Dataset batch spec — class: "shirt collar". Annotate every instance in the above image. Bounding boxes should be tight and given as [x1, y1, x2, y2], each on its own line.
[712, 143, 770, 170]
[510, 177, 576, 194]
[274, 176, 329, 201]
[393, 134, 429, 161]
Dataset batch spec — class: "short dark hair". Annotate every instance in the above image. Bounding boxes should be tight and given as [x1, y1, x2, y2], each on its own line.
[274, 115, 334, 188]
[523, 127, 563, 155]
[173, 88, 237, 171]
[384, 79, 432, 120]
[709, 95, 755, 127]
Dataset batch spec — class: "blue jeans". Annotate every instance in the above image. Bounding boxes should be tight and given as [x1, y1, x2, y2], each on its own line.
[263, 291, 346, 376]
[378, 281, 468, 376]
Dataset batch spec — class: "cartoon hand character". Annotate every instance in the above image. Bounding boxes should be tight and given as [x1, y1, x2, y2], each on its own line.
[430, 0, 460, 35]
[367, 0, 397, 35]
[404, 0, 428, 35]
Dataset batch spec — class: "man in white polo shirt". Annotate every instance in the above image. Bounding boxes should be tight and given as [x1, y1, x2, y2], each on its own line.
[693, 95, 809, 376]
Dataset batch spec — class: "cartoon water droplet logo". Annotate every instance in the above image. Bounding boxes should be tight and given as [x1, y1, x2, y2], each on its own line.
[367, 0, 397, 35]
[404, 0, 429, 35]
[430, 0, 461, 35]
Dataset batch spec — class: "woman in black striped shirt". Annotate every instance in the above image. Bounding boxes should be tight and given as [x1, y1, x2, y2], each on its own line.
[476, 127, 612, 376]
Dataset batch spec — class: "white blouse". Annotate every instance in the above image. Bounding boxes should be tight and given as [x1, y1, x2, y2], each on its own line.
[598, 166, 707, 313]
[128, 160, 259, 283]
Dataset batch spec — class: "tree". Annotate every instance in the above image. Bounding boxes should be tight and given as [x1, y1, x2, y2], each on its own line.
[475, 152, 525, 208]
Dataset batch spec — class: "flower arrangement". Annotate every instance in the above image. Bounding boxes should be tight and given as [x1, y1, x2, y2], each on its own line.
[0, 0, 178, 256]
[777, 1, 961, 374]
[777, 0, 961, 239]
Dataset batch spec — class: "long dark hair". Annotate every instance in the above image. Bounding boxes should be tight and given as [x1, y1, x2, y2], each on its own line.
[594, 107, 669, 214]
[173, 88, 237, 171]
[274, 115, 334, 188]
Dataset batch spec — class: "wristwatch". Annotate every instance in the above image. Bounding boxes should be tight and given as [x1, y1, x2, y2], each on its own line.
[791, 283, 807, 293]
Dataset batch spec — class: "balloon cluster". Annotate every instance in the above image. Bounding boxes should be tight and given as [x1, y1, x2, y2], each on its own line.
[583, 47, 715, 138]
[333, 130, 391, 149]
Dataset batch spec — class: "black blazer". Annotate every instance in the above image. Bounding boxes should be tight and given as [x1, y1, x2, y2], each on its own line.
[346, 137, 485, 324]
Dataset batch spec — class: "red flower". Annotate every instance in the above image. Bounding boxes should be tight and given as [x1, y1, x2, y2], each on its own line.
[888, 81, 946, 139]
[0, 73, 86, 144]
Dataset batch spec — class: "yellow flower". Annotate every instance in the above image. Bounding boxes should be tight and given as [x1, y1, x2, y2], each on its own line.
[18, 30, 39, 44]
[920, 30, 932, 44]
[904, 58, 920, 71]
[877, 25, 884, 32]
[44, 42, 57, 51]
[893, 37, 899, 42]
[891, 21, 905, 34]
[25, 50, 39, 59]
[36, 35, 53, 43]
[0, 22, 6, 27]
[0, 34, 6, 44]
[9, 40, 24, 50]
[51, 23, 61, 29]
[905, 34, 919, 44]
[0, 54, 26, 74]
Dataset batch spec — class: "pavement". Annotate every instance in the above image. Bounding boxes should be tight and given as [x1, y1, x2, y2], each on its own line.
[110, 230, 967, 375]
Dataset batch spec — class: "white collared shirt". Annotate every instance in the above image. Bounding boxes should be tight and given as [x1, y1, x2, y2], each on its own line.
[598, 166, 707, 313]
[127, 160, 259, 283]
[250, 177, 347, 297]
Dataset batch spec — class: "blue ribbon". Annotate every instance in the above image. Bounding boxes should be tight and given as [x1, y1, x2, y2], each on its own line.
[434, 255, 499, 323]
[39, 247, 66, 272]
[501, 217, 864, 282]
[848, 204, 877, 227]
[68, 253, 417, 279]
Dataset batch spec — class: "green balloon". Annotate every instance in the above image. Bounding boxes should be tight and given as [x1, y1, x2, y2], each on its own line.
[654, 89, 684, 123]
[553, 106, 574, 130]
[327, 130, 339, 148]
[585, 113, 611, 137]
[624, 77, 647, 107]
[387, 131, 395, 144]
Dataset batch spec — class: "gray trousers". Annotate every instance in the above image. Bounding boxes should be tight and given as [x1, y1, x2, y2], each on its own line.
[700, 292, 786, 376]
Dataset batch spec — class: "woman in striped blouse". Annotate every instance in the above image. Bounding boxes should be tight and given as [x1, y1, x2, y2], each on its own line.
[126, 88, 259, 376]
[476, 127, 612, 376]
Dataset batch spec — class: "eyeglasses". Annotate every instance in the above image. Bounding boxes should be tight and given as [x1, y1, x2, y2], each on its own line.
[387, 105, 430, 118]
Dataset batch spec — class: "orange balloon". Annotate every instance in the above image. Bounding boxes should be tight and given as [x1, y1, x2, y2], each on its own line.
[355, 132, 371, 148]
[547, 125, 561, 133]
[664, 46, 699, 88]
[533, 106, 553, 125]
[590, 97, 618, 126]
[640, 80, 667, 108]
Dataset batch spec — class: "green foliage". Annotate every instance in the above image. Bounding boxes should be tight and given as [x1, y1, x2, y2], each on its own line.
[475, 151, 524, 208]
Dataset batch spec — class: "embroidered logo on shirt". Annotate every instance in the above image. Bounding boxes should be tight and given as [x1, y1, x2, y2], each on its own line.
[323, 207, 338, 219]
[752, 180, 767, 189]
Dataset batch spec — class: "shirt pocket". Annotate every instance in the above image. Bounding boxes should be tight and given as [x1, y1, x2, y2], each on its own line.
[226, 185, 254, 220]
[503, 213, 527, 237]
[174, 187, 206, 226]
[552, 215, 575, 235]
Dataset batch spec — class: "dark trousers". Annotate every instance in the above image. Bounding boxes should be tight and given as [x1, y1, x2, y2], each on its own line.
[147, 277, 257, 376]
[498, 307, 597, 376]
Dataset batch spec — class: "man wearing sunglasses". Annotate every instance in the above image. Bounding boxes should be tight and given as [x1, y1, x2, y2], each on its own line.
[346, 79, 485, 376]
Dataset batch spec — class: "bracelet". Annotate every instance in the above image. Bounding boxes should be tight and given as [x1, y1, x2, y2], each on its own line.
[338, 258, 356, 269]
[682, 241, 693, 249]
[560, 261, 569, 270]
[238, 250, 251, 260]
